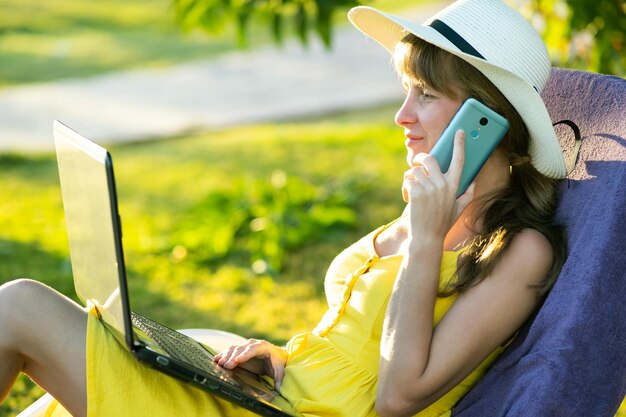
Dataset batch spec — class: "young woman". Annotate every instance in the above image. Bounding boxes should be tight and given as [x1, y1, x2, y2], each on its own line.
[0, 1, 567, 416]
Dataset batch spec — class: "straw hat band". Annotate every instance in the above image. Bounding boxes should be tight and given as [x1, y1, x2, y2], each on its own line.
[427, 18, 543, 93]
[425, 0, 551, 93]
[428, 19, 485, 60]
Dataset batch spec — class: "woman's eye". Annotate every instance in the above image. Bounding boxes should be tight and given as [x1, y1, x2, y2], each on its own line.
[400, 80, 437, 100]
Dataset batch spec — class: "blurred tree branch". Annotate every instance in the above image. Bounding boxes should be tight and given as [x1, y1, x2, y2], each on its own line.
[174, 0, 359, 48]
[518, 0, 625, 75]
[173, 0, 626, 75]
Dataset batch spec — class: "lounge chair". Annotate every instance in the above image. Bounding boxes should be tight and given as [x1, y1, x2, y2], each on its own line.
[452, 68, 626, 416]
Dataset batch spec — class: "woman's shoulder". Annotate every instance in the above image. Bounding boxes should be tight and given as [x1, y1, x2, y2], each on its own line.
[510, 228, 553, 258]
[497, 228, 554, 286]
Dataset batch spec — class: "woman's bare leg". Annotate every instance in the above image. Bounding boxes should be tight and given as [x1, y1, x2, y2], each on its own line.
[0, 279, 87, 417]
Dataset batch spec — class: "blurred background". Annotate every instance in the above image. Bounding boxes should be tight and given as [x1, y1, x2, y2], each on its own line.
[0, 0, 624, 415]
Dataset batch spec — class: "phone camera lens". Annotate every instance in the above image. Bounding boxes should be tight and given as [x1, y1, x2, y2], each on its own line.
[479, 117, 488, 126]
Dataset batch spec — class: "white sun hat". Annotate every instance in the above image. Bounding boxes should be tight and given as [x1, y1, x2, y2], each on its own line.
[348, 0, 567, 179]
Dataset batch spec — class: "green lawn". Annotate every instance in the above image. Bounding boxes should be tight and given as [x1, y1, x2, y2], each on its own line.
[0, 104, 406, 415]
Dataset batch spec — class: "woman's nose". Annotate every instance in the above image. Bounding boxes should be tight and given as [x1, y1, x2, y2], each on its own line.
[395, 94, 417, 127]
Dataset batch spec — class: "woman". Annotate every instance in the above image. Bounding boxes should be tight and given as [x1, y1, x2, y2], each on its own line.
[0, 0, 567, 416]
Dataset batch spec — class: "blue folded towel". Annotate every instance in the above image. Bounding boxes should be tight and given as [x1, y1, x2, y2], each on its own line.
[452, 68, 626, 417]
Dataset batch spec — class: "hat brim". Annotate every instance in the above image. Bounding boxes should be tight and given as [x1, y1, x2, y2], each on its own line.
[348, 6, 567, 179]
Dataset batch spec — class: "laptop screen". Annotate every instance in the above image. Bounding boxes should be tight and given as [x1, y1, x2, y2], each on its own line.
[54, 121, 131, 347]
[53, 122, 304, 417]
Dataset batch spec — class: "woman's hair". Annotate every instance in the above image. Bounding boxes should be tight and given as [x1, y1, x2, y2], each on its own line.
[394, 34, 566, 297]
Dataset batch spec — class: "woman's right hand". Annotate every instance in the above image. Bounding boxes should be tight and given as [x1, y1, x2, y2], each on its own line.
[214, 339, 288, 390]
[402, 130, 475, 245]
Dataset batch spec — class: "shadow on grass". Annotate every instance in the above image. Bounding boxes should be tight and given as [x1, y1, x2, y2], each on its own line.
[0, 153, 59, 186]
[0, 237, 277, 339]
[0, 238, 74, 297]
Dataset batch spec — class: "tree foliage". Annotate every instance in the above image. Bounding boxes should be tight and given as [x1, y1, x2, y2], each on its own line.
[174, 0, 359, 48]
[520, 0, 625, 75]
[174, 0, 626, 75]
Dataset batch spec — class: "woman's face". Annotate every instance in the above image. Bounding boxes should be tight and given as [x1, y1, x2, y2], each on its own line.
[395, 75, 463, 167]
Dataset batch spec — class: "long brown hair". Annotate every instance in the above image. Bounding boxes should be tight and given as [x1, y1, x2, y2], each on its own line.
[394, 35, 566, 297]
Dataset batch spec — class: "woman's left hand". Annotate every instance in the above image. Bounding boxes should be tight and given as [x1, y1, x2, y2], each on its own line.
[402, 130, 475, 242]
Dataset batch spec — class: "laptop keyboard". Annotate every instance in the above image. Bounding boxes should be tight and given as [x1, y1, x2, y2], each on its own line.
[131, 312, 237, 382]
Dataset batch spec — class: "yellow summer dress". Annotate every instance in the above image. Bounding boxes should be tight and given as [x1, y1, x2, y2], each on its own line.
[44, 222, 505, 417]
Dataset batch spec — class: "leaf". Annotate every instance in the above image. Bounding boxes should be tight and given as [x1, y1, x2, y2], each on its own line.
[314, 1, 332, 48]
[294, 3, 309, 46]
[271, 11, 284, 45]
[236, 11, 250, 47]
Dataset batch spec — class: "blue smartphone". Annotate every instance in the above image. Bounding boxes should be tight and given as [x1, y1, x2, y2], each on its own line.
[430, 98, 509, 196]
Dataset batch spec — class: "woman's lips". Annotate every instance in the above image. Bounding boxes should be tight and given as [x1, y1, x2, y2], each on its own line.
[405, 136, 424, 148]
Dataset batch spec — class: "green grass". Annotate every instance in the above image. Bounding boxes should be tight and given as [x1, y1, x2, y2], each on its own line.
[0, 104, 404, 416]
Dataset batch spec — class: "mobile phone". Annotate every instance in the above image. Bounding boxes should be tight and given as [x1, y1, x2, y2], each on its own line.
[430, 98, 509, 196]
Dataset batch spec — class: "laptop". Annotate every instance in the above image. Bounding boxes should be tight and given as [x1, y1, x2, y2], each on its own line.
[53, 120, 302, 417]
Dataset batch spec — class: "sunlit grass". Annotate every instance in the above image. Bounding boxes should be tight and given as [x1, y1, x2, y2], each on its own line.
[1, 116, 407, 330]
[0, 104, 404, 415]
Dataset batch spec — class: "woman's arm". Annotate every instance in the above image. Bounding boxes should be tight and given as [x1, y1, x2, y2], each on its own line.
[376, 132, 554, 417]
[377, 229, 552, 417]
